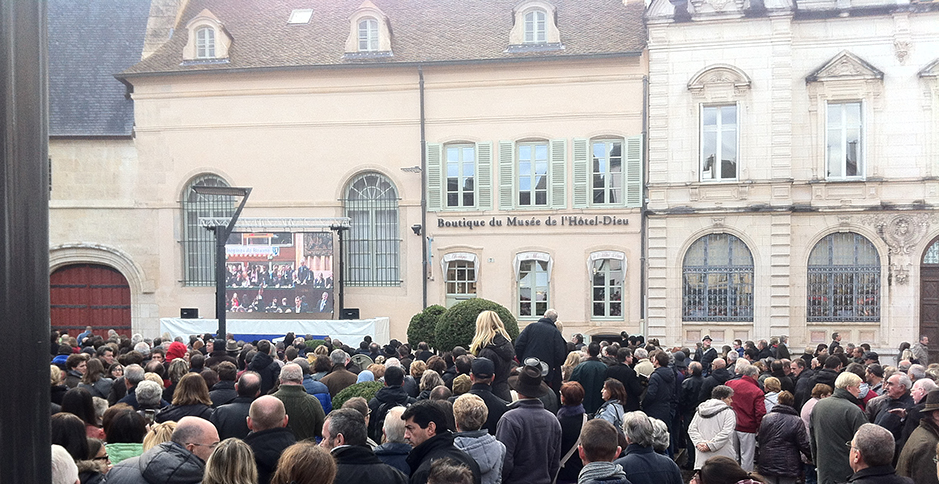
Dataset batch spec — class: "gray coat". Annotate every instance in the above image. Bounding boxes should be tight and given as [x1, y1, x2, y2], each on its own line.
[105, 441, 205, 484]
[454, 430, 506, 484]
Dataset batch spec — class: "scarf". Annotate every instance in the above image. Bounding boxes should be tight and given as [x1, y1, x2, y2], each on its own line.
[558, 403, 585, 419]
[578, 462, 627, 482]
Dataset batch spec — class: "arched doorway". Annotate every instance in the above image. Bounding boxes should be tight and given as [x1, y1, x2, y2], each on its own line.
[51, 264, 131, 337]
[921, 238, 939, 364]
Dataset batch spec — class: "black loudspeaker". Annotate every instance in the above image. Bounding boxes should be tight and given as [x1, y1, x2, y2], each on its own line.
[180, 308, 199, 319]
[340, 308, 360, 320]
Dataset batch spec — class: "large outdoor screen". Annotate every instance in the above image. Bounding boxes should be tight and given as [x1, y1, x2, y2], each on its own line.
[224, 232, 335, 318]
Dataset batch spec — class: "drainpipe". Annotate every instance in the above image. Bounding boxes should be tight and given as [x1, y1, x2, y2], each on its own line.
[640, 75, 649, 337]
[419, 66, 428, 309]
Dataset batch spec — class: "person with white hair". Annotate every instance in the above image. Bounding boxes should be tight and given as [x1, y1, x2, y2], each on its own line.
[612, 411, 683, 484]
[514, 308, 568, 391]
[374, 406, 411, 475]
[810, 371, 867, 484]
[52, 444, 79, 484]
[850, 424, 913, 484]
[320, 349, 357, 397]
[872, 373, 914, 458]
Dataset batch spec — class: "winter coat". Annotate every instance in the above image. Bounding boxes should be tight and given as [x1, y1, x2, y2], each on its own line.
[407, 431, 482, 484]
[810, 388, 867, 484]
[496, 398, 562, 484]
[557, 407, 587, 484]
[211, 396, 254, 440]
[51, 385, 68, 405]
[368, 385, 416, 441]
[105, 442, 143, 465]
[454, 429, 506, 484]
[154, 403, 213, 423]
[247, 351, 281, 395]
[106, 441, 205, 484]
[77, 460, 105, 484]
[320, 364, 358, 397]
[681, 375, 705, 417]
[65, 369, 83, 388]
[332, 444, 408, 484]
[78, 377, 113, 399]
[757, 404, 811, 478]
[606, 363, 644, 412]
[514, 317, 567, 388]
[467, 383, 509, 436]
[273, 384, 325, 441]
[612, 444, 683, 484]
[687, 398, 737, 469]
[793, 368, 817, 410]
[764, 391, 779, 413]
[727, 375, 766, 433]
[302, 374, 332, 414]
[244, 427, 297, 484]
[208, 380, 237, 407]
[477, 333, 516, 401]
[375, 442, 412, 475]
[573, 359, 609, 415]
[596, 399, 625, 429]
[846, 465, 914, 484]
[641, 366, 675, 425]
[698, 368, 731, 403]
[896, 416, 939, 484]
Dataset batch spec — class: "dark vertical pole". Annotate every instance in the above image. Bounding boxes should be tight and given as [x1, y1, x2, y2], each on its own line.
[0, 0, 51, 482]
[214, 227, 226, 338]
[419, 66, 428, 309]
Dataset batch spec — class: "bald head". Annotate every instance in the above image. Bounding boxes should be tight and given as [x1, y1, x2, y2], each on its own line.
[171, 416, 220, 462]
[712, 358, 726, 370]
[249, 395, 288, 432]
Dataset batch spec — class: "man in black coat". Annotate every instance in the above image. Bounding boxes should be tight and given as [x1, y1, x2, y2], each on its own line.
[211, 371, 260, 440]
[209, 361, 239, 408]
[323, 408, 408, 484]
[845, 423, 913, 484]
[248, 340, 281, 395]
[403, 401, 482, 484]
[791, 358, 816, 410]
[368, 366, 416, 442]
[449, 357, 508, 435]
[514, 308, 567, 390]
[606, 347, 644, 412]
[697, 358, 731, 403]
[244, 395, 297, 484]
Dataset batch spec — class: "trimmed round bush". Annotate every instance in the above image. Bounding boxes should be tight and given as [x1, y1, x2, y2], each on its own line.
[434, 298, 519, 353]
[407, 305, 446, 350]
[332, 381, 383, 409]
[304, 339, 327, 351]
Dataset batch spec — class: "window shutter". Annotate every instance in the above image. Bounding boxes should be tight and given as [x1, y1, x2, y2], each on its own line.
[477, 142, 493, 210]
[625, 135, 643, 207]
[550, 139, 567, 209]
[572, 138, 589, 208]
[499, 141, 514, 210]
[426, 143, 442, 211]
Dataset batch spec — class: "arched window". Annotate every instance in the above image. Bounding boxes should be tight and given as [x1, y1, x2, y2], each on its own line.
[682, 234, 754, 321]
[807, 233, 880, 321]
[182, 174, 234, 286]
[523, 9, 546, 43]
[343, 173, 399, 286]
[358, 18, 379, 52]
[195, 27, 216, 58]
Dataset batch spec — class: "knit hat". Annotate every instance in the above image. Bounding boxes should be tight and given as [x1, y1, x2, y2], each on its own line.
[166, 341, 188, 362]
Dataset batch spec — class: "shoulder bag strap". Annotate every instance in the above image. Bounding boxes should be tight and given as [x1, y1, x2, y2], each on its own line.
[559, 413, 588, 468]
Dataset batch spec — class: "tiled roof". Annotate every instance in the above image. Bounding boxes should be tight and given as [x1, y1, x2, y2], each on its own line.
[48, 0, 151, 136]
[122, 0, 646, 76]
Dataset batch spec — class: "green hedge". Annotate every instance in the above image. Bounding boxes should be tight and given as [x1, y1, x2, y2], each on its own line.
[434, 298, 518, 352]
[304, 339, 327, 351]
[332, 381, 383, 409]
[407, 305, 446, 350]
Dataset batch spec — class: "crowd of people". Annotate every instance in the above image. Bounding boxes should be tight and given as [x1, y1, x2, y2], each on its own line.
[48, 315, 939, 484]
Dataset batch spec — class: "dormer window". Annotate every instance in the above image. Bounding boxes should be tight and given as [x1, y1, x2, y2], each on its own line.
[524, 9, 546, 43]
[195, 27, 215, 58]
[182, 9, 232, 63]
[358, 18, 379, 51]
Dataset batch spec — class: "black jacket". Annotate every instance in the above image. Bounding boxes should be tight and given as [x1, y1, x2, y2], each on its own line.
[406, 432, 482, 484]
[368, 385, 416, 441]
[606, 363, 644, 412]
[244, 427, 297, 484]
[154, 403, 213, 423]
[642, 366, 675, 424]
[793, 368, 817, 410]
[680, 375, 705, 416]
[248, 352, 281, 395]
[211, 396, 254, 440]
[466, 383, 509, 435]
[478, 333, 516, 401]
[846, 465, 914, 484]
[514, 318, 567, 388]
[375, 442, 413, 476]
[757, 404, 811, 477]
[698, 368, 731, 403]
[333, 444, 408, 484]
[209, 380, 237, 408]
[556, 410, 586, 483]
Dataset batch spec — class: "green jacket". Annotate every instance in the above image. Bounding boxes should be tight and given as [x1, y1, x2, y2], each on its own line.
[897, 416, 939, 484]
[273, 384, 325, 441]
[105, 442, 143, 465]
[810, 388, 867, 484]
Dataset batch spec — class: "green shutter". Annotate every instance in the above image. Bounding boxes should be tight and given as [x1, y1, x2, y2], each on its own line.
[499, 141, 514, 210]
[625, 135, 643, 207]
[426, 143, 442, 211]
[550, 139, 567, 209]
[477, 142, 492, 210]
[572, 138, 589, 208]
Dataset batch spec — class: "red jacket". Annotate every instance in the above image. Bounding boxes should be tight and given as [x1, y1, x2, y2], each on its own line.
[727, 375, 766, 433]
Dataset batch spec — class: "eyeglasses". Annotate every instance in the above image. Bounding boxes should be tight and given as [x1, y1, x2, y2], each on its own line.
[92, 455, 110, 462]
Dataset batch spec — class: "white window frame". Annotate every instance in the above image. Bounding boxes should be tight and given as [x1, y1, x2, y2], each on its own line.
[591, 139, 624, 204]
[514, 252, 551, 319]
[700, 104, 738, 182]
[517, 141, 549, 207]
[826, 101, 864, 180]
[446, 144, 476, 208]
[195, 26, 215, 59]
[443, 253, 478, 307]
[589, 251, 626, 320]
[358, 18, 379, 52]
[523, 9, 546, 44]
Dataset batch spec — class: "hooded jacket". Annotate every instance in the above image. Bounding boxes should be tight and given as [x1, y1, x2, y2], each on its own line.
[687, 398, 737, 469]
[247, 351, 281, 395]
[368, 385, 416, 441]
[478, 333, 516, 401]
[454, 429, 506, 484]
[105, 441, 205, 484]
[757, 404, 811, 477]
[641, 366, 675, 424]
[407, 431, 482, 484]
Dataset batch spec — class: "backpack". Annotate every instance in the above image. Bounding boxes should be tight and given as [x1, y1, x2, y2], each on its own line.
[368, 400, 401, 443]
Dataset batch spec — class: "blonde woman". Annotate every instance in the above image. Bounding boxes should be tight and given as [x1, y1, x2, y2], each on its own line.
[203, 438, 258, 484]
[561, 351, 582, 383]
[469, 310, 516, 400]
[142, 421, 176, 451]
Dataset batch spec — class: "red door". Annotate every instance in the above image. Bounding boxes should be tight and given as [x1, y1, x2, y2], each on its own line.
[51, 264, 131, 337]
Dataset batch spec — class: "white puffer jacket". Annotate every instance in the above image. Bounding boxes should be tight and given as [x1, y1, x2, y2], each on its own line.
[687, 398, 737, 470]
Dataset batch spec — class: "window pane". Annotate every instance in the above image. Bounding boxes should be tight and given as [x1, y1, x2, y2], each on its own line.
[807, 232, 880, 322]
[344, 173, 399, 286]
[182, 175, 234, 286]
[682, 234, 754, 322]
